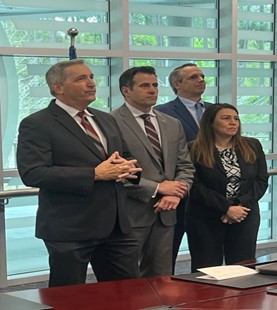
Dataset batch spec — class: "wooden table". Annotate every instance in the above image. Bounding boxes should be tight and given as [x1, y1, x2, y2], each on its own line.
[8, 274, 277, 310]
[242, 252, 277, 267]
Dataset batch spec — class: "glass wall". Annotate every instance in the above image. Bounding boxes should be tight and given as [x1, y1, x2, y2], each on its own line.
[0, 0, 276, 287]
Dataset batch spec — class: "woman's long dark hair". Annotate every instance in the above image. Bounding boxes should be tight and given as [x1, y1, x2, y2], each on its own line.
[190, 103, 257, 168]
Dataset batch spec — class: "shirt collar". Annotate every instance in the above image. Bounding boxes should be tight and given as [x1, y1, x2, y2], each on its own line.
[55, 99, 94, 117]
[178, 96, 203, 108]
[125, 101, 157, 118]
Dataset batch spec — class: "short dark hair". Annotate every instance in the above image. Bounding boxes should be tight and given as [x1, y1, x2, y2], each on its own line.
[119, 66, 157, 96]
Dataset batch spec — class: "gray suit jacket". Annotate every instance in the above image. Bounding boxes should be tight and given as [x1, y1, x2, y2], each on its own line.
[111, 104, 195, 228]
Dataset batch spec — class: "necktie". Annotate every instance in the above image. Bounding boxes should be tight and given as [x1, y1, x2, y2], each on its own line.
[77, 111, 107, 159]
[195, 102, 204, 123]
[140, 114, 163, 163]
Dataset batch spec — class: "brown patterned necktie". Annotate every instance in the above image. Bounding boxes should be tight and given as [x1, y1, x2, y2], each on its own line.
[140, 114, 163, 163]
[77, 111, 107, 159]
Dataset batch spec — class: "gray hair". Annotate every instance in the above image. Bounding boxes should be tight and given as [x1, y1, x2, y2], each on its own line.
[46, 59, 85, 96]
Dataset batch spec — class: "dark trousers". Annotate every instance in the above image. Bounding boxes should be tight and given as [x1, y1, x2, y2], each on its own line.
[172, 198, 187, 274]
[185, 212, 260, 273]
[44, 229, 139, 287]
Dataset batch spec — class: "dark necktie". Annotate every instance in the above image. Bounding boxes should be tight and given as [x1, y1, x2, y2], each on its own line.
[77, 111, 107, 159]
[195, 102, 204, 123]
[140, 114, 163, 163]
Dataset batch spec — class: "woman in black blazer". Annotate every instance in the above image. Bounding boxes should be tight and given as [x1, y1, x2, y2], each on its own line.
[185, 103, 268, 272]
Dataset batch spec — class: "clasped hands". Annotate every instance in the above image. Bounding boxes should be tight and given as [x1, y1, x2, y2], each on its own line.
[154, 180, 188, 213]
[95, 151, 142, 181]
[221, 205, 250, 224]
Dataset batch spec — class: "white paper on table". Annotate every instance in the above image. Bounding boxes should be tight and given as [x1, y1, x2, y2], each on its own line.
[197, 265, 258, 281]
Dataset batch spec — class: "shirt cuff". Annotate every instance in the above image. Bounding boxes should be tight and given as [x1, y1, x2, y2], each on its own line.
[152, 184, 159, 198]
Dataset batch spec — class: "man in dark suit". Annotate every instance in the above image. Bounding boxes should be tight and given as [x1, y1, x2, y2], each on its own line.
[16, 59, 142, 287]
[155, 63, 212, 272]
[111, 66, 194, 277]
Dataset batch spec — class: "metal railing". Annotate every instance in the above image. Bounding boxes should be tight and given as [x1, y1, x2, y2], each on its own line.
[0, 168, 276, 288]
[0, 188, 38, 212]
[0, 168, 276, 201]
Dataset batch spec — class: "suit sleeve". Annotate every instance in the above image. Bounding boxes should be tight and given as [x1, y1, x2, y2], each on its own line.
[16, 116, 96, 194]
[189, 167, 232, 214]
[173, 122, 195, 188]
[110, 117, 141, 185]
[237, 139, 268, 208]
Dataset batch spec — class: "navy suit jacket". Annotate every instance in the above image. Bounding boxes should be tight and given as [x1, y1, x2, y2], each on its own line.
[17, 100, 139, 241]
[155, 97, 212, 142]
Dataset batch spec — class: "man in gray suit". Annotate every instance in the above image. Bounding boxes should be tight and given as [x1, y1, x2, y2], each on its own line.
[155, 63, 212, 272]
[111, 66, 194, 277]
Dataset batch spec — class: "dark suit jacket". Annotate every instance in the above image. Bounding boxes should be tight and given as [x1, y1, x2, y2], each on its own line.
[16, 100, 139, 241]
[111, 105, 195, 227]
[186, 138, 268, 218]
[155, 97, 212, 142]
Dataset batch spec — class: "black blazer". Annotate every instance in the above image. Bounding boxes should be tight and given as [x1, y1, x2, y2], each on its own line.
[155, 97, 212, 142]
[186, 138, 268, 218]
[16, 100, 139, 241]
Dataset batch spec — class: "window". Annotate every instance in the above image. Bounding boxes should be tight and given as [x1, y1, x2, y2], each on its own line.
[0, 0, 276, 286]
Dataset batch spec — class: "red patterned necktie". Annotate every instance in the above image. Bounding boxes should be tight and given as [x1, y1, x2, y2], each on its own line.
[77, 111, 107, 159]
[140, 114, 163, 164]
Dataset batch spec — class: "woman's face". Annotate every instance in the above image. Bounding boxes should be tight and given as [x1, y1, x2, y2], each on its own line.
[213, 108, 240, 139]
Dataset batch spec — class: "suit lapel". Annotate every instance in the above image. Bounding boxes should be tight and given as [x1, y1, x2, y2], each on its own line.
[155, 111, 168, 164]
[87, 107, 113, 155]
[119, 105, 162, 167]
[203, 102, 212, 109]
[235, 148, 247, 178]
[214, 150, 227, 176]
[173, 98, 199, 134]
[49, 101, 105, 160]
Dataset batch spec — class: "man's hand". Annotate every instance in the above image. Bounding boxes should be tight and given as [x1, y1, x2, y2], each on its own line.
[154, 196, 181, 213]
[95, 151, 142, 181]
[158, 180, 188, 198]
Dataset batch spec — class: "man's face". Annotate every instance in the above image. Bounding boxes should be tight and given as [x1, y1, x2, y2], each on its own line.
[174, 66, 206, 100]
[122, 73, 158, 112]
[53, 64, 96, 110]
